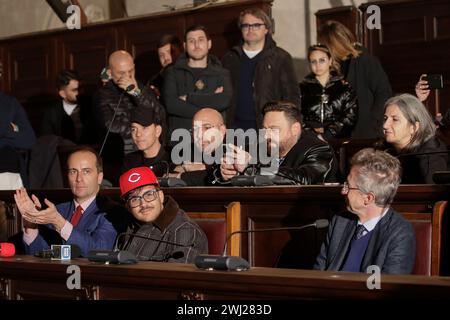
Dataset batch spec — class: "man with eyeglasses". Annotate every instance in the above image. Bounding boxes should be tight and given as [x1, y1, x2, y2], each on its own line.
[13, 147, 117, 257]
[222, 8, 300, 131]
[314, 148, 415, 274]
[118, 166, 208, 262]
[163, 25, 232, 139]
[171, 108, 227, 185]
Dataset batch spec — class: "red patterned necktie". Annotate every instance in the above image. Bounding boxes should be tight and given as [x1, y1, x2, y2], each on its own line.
[70, 205, 83, 227]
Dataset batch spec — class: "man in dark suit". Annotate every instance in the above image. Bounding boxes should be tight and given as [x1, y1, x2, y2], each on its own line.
[14, 147, 117, 257]
[40, 69, 95, 144]
[314, 148, 416, 274]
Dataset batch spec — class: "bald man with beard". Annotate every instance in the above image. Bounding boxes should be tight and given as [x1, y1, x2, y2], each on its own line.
[95, 50, 165, 157]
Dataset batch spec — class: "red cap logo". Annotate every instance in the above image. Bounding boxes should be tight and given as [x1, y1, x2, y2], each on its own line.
[120, 167, 159, 197]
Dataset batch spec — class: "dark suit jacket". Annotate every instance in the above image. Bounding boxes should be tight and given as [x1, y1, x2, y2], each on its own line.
[25, 198, 117, 257]
[40, 97, 96, 144]
[314, 208, 415, 274]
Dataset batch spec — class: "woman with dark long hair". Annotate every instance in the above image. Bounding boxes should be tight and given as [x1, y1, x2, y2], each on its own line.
[300, 44, 357, 140]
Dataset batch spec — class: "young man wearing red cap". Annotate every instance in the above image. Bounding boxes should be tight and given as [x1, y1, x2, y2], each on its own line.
[118, 166, 208, 262]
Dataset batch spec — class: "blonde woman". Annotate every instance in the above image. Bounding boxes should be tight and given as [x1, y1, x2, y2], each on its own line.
[318, 21, 392, 139]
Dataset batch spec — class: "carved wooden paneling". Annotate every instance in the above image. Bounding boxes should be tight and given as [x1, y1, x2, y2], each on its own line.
[0, 46, 6, 92]
[361, 0, 450, 116]
[6, 38, 56, 99]
[120, 16, 184, 84]
[58, 28, 117, 93]
[317, 1, 450, 117]
[315, 6, 361, 42]
[0, 0, 272, 127]
[243, 202, 340, 268]
[4, 38, 57, 131]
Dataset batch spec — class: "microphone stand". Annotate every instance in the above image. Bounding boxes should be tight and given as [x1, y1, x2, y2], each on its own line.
[99, 84, 135, 156]
[114, 231, 194, 251]
[194, 219, 329, 271]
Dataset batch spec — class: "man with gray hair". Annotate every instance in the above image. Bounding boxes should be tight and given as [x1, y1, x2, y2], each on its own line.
[314, 148, 415, 274]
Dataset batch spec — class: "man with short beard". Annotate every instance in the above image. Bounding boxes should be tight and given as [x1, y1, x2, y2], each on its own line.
[220, 101, 337, 185]
[41, 69, 95, 144]
[118, 166, 208, 262]
[163, 25, 232, 137]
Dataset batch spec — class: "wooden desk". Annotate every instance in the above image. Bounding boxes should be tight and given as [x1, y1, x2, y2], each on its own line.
[1, 256, 450, 300]
[1, 185, 449, 270]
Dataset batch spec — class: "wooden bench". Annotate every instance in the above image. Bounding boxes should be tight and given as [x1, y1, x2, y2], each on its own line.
[404, 201, 448, 275]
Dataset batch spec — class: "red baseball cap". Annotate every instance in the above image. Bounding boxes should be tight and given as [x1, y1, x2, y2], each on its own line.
[119, 167, 159, 197]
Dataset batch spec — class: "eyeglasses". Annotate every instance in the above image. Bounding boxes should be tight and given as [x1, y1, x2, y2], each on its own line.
[190, 124, 218, 134]
[342, 182, 361, 194]
[240, 23, 265, 31]
[127, 189, 159, 208]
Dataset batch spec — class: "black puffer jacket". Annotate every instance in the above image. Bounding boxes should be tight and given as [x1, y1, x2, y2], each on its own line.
[300, 72, 358, 139]
[222, 35, 301, 128]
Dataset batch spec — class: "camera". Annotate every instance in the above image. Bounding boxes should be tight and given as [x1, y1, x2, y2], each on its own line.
[422, 74, 443, 90]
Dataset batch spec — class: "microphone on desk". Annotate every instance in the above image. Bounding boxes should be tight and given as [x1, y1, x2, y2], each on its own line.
[99, 84, 136, 156]
[194, 219, 329, 271]
[88, 231, 194, 264]
[0, 243, 15, 257]
[158, 177, 187, 187]
[113, 231, 194, 251]
[230, 173, 299, 186]
[230, 175, 273, 186]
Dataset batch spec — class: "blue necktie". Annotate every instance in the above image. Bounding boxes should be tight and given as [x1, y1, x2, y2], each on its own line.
[354, 224, 367, 240]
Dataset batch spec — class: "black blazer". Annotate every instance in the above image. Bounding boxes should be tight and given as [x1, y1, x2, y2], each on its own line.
[314, 208, 416, 274]
[40, 97, 96, 144]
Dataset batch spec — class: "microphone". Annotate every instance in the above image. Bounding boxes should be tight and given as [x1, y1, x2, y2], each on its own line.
[153, 161, 187, 187]
[125, 84, 135, 92]
[0, 243, 15, 257]
[113, 231, 193, 251]
[88, 231, 194, 264]
[99, 83, 137, 156]
[87, 250, 137, 264]
[158, 177, 187, 187]
[194, 219, 329, 271]
[34, 244, 81, 260]
[230, 175, 273, 186]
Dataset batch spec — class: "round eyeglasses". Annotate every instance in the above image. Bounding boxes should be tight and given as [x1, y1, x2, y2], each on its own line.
[127, 189, 159, 208]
